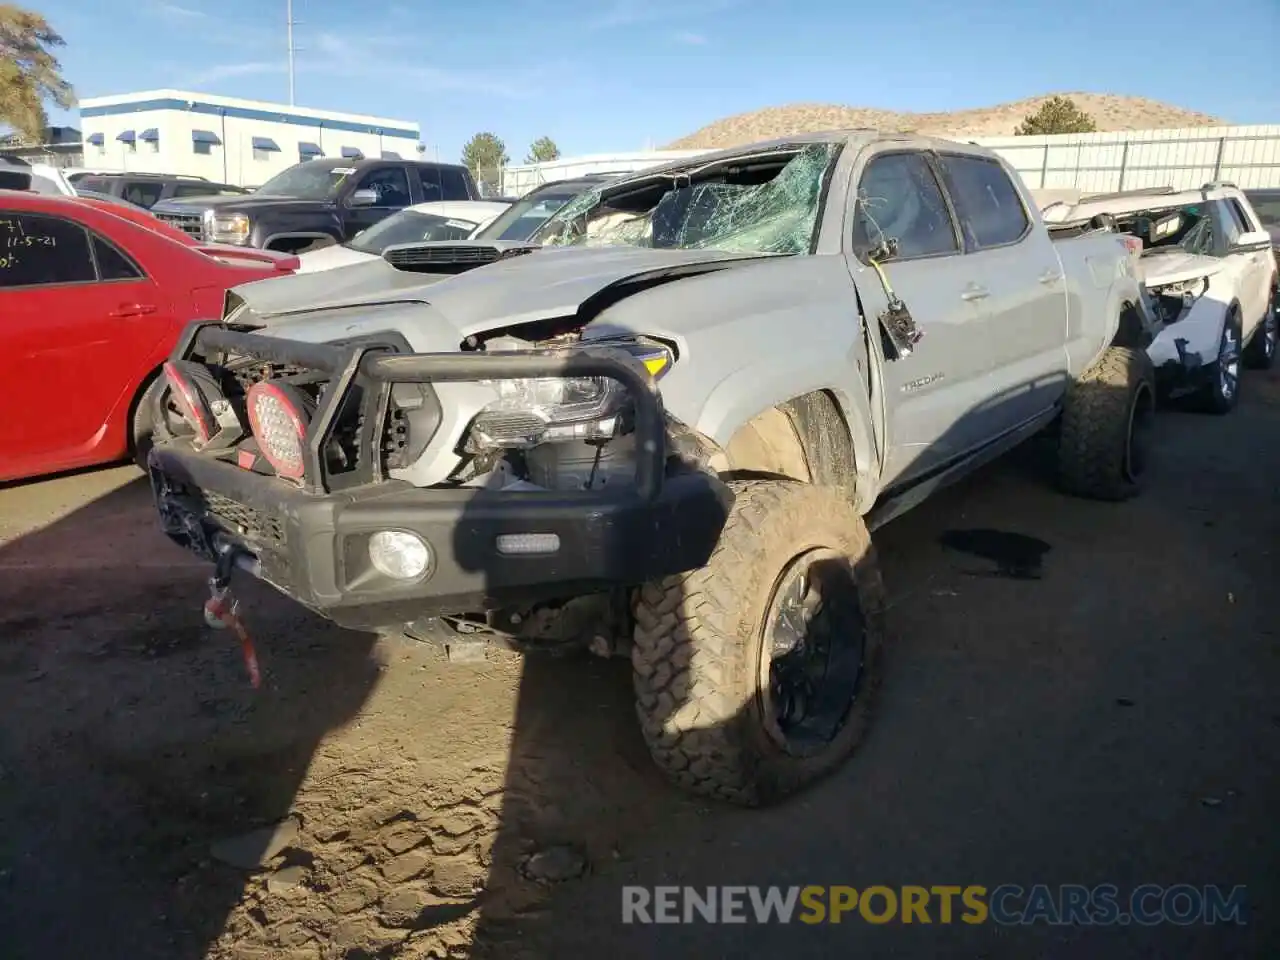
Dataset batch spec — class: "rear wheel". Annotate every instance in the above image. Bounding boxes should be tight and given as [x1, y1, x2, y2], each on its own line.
[631, 480, 885, 806]
[129, 374, 193, 469]
[1243, 289, 1277, 371]
[1056, 346, 1156, 501]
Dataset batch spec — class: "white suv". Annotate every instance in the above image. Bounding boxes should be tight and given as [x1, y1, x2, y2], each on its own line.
[1044, 182, 1278, 413]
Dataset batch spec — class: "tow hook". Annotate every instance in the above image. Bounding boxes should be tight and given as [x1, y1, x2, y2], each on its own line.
[203, 540, 262, 689]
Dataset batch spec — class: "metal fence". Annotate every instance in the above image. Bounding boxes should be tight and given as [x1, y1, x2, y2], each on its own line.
[499, 125, 1280, 198]
[973, 125, 1280, 193]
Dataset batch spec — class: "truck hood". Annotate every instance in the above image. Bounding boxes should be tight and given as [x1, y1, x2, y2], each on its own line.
[230, 244, 771, 336]
[1138, 250, 1225, 289]
[151, 194, 328, 216]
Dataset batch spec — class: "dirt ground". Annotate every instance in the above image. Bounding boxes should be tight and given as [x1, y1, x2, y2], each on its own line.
[1, 368, 1278, 960]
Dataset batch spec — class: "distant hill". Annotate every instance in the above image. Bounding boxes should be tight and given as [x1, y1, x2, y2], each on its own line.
[665, 93, 1227, 150]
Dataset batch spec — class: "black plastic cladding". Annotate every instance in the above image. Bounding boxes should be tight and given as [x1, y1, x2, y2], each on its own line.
[173, 320, 667, 499]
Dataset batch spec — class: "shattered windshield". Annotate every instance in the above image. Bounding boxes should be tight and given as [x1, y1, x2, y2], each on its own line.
[531, 142, 839, 255]
[1117, 204, 1217, 258]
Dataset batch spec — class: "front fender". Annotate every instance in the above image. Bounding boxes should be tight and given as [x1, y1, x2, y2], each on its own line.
[691, 355, 880, 511]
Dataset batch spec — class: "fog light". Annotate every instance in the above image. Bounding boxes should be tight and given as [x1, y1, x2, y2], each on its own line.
[495, 532, 561, 555]
[368, 530, 431, 580]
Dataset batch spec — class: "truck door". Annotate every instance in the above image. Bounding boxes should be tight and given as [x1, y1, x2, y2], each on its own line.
[933, 151, 1066, 435]
[343, 166, 412, 240]
[846, 150, 996, 488]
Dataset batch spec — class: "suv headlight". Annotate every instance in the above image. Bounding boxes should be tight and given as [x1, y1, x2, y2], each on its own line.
[203, 210, 250, 245]
[467, 341, 673, 450]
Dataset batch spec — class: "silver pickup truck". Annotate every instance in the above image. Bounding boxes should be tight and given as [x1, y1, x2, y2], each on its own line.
[146, 132, 1154, 806]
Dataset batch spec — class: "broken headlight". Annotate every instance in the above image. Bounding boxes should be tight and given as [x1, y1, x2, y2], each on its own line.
[467, 341, 673, 450]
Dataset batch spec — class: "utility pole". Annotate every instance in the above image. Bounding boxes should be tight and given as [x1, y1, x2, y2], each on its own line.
[286, 0, 297, 105]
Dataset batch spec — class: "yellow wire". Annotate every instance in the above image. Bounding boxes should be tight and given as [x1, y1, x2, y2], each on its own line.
[868, 257, 896, 300]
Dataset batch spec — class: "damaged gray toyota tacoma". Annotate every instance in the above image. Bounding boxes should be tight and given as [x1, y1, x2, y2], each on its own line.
[146, 132, 1158, 806]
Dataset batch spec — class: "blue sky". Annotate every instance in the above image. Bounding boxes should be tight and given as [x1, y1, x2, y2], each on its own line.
[37, 0, 1280, 164]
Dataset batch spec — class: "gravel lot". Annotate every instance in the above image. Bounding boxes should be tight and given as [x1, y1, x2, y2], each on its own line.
[1, 368, 1277, 960]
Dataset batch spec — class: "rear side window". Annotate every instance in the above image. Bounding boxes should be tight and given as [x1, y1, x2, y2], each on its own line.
[123, 180, 164, 208]
[93, 235, 143, 280]
[1226, 199, 1256, 235]
[0, 212, 96, 287]
[853, 152, 958, 260]
[78, 177, 113, 193]
[938, 154, 1031, 249]
[440, 168, 472, 200]
[417, 167, 443, 203]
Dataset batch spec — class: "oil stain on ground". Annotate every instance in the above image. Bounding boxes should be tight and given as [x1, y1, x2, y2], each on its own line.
[939, 528, 1052, 580]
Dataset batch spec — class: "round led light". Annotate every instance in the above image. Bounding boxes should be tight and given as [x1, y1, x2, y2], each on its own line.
[368, 530, 431, 580]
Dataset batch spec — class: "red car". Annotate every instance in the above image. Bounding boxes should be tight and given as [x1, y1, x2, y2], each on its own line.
[0, 190, 298, 483]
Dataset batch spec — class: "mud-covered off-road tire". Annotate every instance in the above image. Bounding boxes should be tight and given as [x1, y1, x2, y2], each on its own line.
[631, 480, 886, 807]
[1056, 346, 1155, 502]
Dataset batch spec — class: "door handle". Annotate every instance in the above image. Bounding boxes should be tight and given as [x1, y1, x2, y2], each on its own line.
[107, 303, 157, 318]
[1038, 269, 1063, 285]
[960, 284, 990, 302]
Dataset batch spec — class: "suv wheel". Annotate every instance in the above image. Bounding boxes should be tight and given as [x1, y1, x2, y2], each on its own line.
[631, 480, 885, 806]
[1056, 345, 1156, 501]
[1243, 288, 1277, 370]
[1195, 311, 1243, 414]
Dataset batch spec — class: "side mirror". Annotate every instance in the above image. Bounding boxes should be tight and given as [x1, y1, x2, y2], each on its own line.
[349, 188, 378, 207]
[1232, 229, 1272, 252]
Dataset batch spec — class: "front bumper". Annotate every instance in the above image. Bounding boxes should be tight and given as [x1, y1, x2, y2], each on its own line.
[148, 322, 731, 631]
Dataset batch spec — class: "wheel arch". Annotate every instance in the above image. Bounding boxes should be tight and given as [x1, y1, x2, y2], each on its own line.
[711, 389, 862, 498]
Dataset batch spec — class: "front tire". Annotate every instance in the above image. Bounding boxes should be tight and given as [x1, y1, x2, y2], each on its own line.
[631, 480, 885, 807]
[1056, 346, 1156, 501]
[1195, 311, 1242, 415]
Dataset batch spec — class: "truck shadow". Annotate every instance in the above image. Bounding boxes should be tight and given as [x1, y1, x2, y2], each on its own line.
[0, 472, 383, 960]
[452, 367, 1276, 959]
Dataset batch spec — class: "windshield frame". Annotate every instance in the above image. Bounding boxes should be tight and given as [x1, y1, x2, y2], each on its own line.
[253, 161, 356, 200]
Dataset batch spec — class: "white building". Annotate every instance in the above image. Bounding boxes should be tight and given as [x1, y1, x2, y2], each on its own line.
[78, 89, 421, 187]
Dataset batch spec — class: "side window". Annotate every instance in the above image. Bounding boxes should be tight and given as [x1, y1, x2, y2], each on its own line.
[78, 177, 113, 194]
[92, 234, 143, 281]
[937, 154, 1030, 249]
[1226, 199, 1256, 235]
[440, 168, 471, 200]
[1214, 200, 1244, 246]
[417, 167, 443, 203]
[853, 153, 958, 260]
[123, 181, 164, 209]
[354, 167, 411, 208]
[0, 213, 96, 288]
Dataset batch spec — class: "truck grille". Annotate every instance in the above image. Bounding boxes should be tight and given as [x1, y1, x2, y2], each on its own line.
[202, 490, 287, 549]
[155, 211, 205, 239]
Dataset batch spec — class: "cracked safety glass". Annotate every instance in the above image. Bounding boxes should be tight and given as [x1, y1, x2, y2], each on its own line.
[533, 143, 840, 256]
